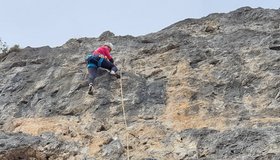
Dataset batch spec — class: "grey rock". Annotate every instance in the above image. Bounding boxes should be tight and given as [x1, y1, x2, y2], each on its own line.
[101, 139, 124, 159]
[0, 7, 280, 160]
[0, 132, 80, 159]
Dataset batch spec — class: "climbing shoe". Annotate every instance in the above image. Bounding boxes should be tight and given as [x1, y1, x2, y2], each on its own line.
[88, 83, 93, 95]
[110, 70, 116, 75]
[110, 70, 120, 79]
[114, 73, 121, 79]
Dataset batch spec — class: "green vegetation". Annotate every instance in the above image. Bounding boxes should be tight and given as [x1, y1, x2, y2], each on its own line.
[8, 44, 21, 53]
[0, 38, 8, 54]
[0, 38, 21, 53]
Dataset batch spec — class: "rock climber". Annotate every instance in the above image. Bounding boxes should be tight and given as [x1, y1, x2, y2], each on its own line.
[85, 42, 120, 95]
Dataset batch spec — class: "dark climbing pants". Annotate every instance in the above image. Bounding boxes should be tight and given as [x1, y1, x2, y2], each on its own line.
[86, 56, 118, 84]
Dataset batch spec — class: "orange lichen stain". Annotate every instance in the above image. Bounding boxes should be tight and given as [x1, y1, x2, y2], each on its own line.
[250, 117, 280, 124]
[126, 123, 167, 159]
[129, 123, 165, 141]
[161, 60, 227, 132]
[9, 117, 72, 135]
[5, 116, 89, 142]
[88, 135, 109, 156]
[160, 102, 227, 132]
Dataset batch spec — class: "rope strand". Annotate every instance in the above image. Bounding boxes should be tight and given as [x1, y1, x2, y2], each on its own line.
[119, 67, 130, 160]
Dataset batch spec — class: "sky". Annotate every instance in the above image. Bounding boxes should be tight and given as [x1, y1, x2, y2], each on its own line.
[0, 0, 279, 48]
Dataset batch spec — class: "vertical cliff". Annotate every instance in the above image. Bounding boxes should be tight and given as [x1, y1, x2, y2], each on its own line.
[0, 7, 280, 160]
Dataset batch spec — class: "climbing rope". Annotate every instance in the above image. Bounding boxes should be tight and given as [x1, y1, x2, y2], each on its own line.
[119, 67, 130, 160]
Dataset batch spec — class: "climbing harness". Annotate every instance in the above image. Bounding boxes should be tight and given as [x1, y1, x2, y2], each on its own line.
[86, 55, 104, 68]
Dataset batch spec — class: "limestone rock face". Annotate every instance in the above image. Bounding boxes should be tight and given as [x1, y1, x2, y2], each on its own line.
[0, 7, 280, 159]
